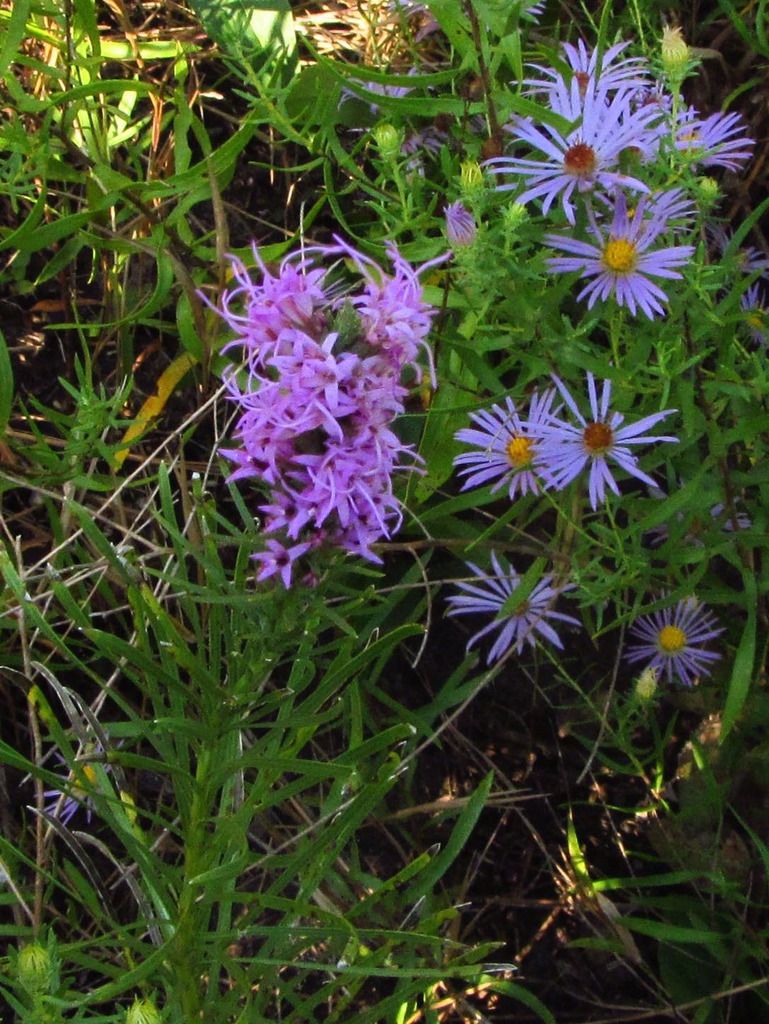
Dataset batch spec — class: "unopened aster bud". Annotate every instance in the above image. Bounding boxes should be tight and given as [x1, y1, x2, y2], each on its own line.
[502, 201, 528, 233]
[459, 160, 485, 200]
[445, 201, 477, 247]
[126, 997, 162, 1024]
[696, 176, 721, 209]
[634, 666, 658, 702]
[372, 123, 403, 162]
[660, 25, 689, 76]
[17, 943, 51, 995]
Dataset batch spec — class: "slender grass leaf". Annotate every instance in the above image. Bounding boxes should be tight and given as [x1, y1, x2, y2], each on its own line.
[0, 330, 14, 435]
[722, 568, 757, 737]
[0, 0, 30, 79]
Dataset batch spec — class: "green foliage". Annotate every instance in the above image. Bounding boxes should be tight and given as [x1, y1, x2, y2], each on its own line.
[1, 0, 769, 1021]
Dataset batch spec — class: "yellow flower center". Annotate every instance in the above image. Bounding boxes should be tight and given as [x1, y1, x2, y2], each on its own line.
[583, 421, 614, 455]
[563, 142, 598, 177]
[658, 624, 687, 653]
[746, 310, 766, 331]
[506, 435, 534, 468]
[602, 238, 638, 274]
[72, 764, 97, 799]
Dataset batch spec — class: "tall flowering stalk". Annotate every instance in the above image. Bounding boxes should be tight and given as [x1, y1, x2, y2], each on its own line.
[211, 238, 446, 585]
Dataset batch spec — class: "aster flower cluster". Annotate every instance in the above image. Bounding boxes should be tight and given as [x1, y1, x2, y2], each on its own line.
[214, 238, 445, 587]
[447, 551, 724, 685]
[455, 372, 677, 512]
[447, 372, 727, 681]
[444, 374, 727, 672]
[486, 36, 755, 318]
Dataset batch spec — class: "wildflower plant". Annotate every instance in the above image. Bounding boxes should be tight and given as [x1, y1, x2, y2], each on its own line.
[212, 239, 447, 583]
[2, 2, 769, 1023]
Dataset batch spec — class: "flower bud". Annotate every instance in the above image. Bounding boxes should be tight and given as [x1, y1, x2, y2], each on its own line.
[17, 943, 52, 996]
[459, 160, 485, 200]
[126, 997, 162, 1024]
[445, 201, 477, 247]
[634, 666, 658, 702]
[372, 123, 403, 162]
[660, 25, 689, 76]
[695, 176, 721, 210]
[502, 201, 528, 233]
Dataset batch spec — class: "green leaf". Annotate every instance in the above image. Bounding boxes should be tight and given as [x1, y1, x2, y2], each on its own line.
[620, 916, 723, 945]
[499, 557, 547, 618]
[0, 329, 14, 435]
[722, 568, 757, 738]
[409, 772, 493, 900]
[0, 0, 31, 79]
[187, 0, 295, 64]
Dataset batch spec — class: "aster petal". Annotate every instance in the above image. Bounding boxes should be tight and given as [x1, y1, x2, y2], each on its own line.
[447, 554, 578, 663]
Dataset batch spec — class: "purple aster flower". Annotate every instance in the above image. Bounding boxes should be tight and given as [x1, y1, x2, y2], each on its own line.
[710, 502, 752, 531]
[401, 125, 449, 176]
[545, 190, 695, 318]
[526, 39, 650, 101]
[340, 73, 416, 114]
[625, 598, 724, 686]
[675, 108, 754, 171]
[395, 0, 543, 30]
[446, 551, 580, 664]
[708, 224, 769, 276]
[43, 748, 107, 827]
[488, 78, 661, 224]
[534, 373, 678, 509]
[632, 83, 673, 116]
[453, 390, 558, 499]
[646, 494, 752, 547]
[445, 201, 477, 247]
[524, 1, 546, 17]
[741, 281, 769, 346]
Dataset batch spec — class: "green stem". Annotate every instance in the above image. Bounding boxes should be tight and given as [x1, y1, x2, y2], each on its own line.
[171, 746, 213, 1019]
